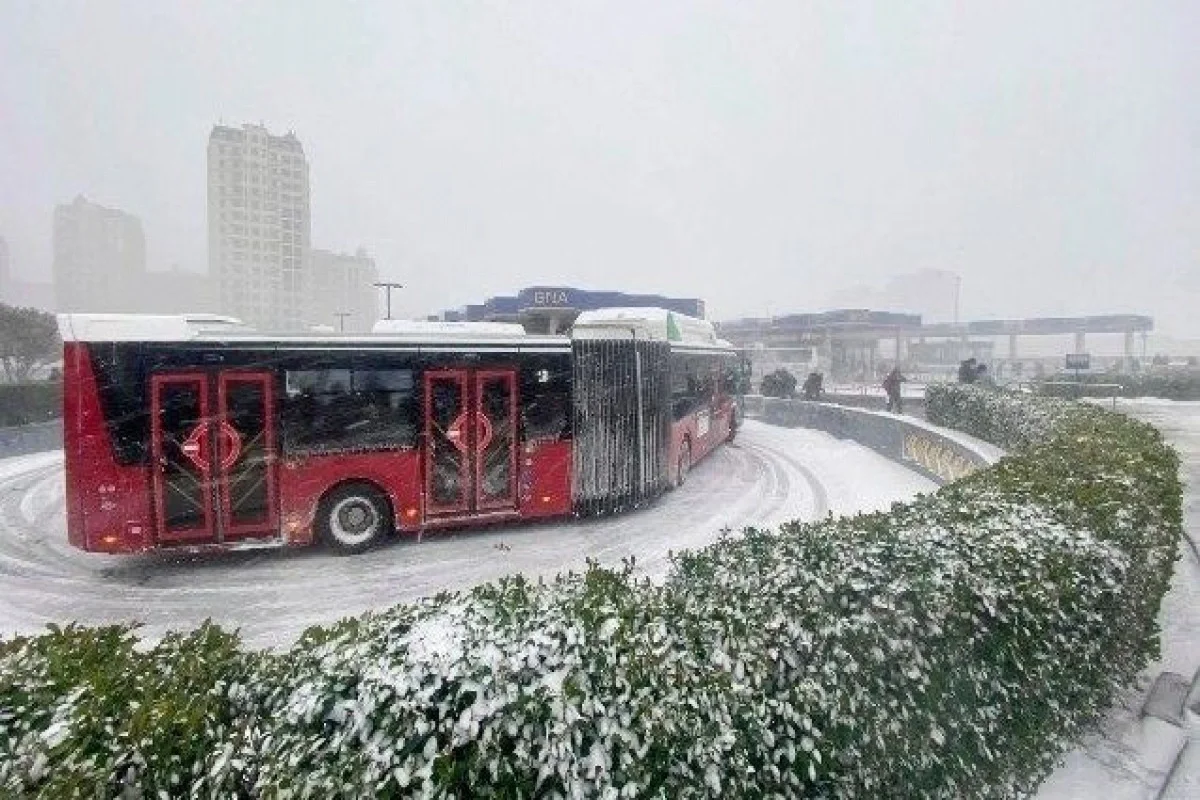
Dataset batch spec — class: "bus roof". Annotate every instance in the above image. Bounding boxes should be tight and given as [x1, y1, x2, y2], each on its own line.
[571, 307, 734, 350]
[56, 313, 569, 350]
[372, 319, 528, 336]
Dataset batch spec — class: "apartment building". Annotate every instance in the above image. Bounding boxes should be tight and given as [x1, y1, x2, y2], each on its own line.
[0, 236, 8, 298]
[306, 247, 379, 332]
[52, 196, 147, 313]
[207, 124, 311, 331]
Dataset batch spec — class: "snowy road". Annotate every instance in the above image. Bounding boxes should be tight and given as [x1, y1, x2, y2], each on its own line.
[0, 420, 935, 649]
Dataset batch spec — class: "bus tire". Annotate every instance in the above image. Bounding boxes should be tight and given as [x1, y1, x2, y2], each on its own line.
[676, 440, 692, 488]
[318, 483, 392, 555]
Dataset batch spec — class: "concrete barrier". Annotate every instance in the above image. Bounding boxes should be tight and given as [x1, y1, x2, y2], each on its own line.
[742, 395, 998, 485]
[0, 420, 63, 459]
[817, 392, 927, 418]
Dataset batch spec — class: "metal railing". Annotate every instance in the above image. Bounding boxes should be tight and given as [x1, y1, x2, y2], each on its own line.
[1032, 381, 1123, 409]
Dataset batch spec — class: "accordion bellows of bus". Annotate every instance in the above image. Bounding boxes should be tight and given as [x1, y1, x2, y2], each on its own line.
[57, 309, 741, 554]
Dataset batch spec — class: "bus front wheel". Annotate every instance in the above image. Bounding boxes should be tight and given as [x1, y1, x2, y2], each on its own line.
[318, 483, 392, 555]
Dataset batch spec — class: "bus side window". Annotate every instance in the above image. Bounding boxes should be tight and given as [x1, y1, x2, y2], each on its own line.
[282, 367, 417, 453]
[521, 362, 571, 441]
[672, 353, 719, 420]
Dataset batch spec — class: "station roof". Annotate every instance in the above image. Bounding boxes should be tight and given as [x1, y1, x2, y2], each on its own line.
[719, 311, 1154, 342]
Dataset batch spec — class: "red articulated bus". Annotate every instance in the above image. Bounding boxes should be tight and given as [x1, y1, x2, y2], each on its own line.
[58, 308, 740, 555]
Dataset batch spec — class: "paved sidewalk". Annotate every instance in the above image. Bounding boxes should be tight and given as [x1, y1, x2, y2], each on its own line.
[1038, 400, 1200, 800]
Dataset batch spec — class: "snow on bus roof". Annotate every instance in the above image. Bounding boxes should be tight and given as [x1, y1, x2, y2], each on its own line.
[571, 307, 733, 349]
[371, 319, 528, 336]
[56, 312, 569, 349]
[57, 313, 253, 342]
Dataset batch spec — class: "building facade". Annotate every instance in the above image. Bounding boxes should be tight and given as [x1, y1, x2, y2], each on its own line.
[52, 196, 147, 313]
[832, 270, 962, 325]
[141, 267, 215, 314]
[0, 235, 9, 299]
[439, 286, 706, 334]
[306, 248, 379, 332]
[0, 234, 54, 311]
[207, 124, 310, 331]
[721, 310, 1153, 383]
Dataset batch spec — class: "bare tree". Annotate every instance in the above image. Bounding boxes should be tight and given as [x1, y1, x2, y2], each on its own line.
[0, 303, 60, 382]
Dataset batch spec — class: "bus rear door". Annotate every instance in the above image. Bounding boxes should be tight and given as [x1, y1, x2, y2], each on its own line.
[423, 368, 519, 521]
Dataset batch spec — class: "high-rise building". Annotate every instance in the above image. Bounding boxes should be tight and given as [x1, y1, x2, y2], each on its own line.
[0, 234, 55, 311]
[142, 266, 215, 314]
[207, 123, 310, 331]
[832, 269, 961, 324]
[52, 196, 147, 312]
[306, 248, 379, 332]
[0, 235, 9, 298]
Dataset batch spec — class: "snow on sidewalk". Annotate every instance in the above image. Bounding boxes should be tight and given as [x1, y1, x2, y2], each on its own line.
[1037, 400, 1200, 800]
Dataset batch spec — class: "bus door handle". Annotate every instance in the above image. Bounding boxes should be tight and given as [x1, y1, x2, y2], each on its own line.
[180, 426, 209, 473]
[217, 422, 243, 470]
[476, 413, 494, 454]
[446, 413, 468, 452]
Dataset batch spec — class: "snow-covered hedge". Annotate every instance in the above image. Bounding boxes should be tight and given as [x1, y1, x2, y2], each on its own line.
[0, 386, 1183, 798]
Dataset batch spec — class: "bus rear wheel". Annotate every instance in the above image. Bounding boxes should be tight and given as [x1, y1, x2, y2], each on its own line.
[676, 441, 692, 488]
[318, 483, 392, 555]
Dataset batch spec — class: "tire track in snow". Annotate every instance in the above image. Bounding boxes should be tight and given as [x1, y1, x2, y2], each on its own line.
[0, 422, 930, 648]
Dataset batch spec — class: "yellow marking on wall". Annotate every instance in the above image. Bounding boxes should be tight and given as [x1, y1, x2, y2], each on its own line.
[902, 433, 979, 483]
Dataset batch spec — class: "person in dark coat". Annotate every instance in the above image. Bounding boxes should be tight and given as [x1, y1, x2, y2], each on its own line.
[882, 367, 905, 412]
[958, 357, 978, 384]
[802, 371, 824, 401]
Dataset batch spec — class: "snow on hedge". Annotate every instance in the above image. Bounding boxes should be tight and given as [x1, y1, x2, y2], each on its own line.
[0, 385, 1183, 798]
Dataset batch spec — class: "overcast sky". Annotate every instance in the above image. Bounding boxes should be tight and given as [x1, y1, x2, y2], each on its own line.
[1, 1, 1196, 333]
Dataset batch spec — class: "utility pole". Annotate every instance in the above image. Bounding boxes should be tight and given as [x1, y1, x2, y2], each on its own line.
[953, 274, 962, 326]
[373, 281, 403, 320]
[333, 312, 351, 332]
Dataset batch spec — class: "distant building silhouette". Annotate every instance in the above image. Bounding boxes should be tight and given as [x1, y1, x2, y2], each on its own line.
[306, 248, 379, 332]
[53, 196, 147, 312]
[833, 270, 961, 325]
[0, 234, 54, 311]
[0, 235, 8, 297]
[142, 266, 215, 314]
[208, 123, 311, 331]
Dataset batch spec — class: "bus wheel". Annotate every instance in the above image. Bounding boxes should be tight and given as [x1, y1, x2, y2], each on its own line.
[319, 484, 392, 555]
[676, 441, 692, 488]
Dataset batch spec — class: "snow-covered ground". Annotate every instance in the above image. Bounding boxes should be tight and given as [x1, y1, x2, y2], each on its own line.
[1037, 399, 1200, 800]
[0, 420, 935, 649]
[4, 405, 1194, 792]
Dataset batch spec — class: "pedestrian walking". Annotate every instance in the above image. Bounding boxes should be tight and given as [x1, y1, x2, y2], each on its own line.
[883, 367, 905, 412]
[958, 357, 978, 384]
[802, 371, 824, 401]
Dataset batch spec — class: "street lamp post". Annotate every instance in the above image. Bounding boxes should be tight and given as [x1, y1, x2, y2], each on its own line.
[953, 274, 962, 326]
[333, 312, 351, 332]
[373, 282, 404, 321]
